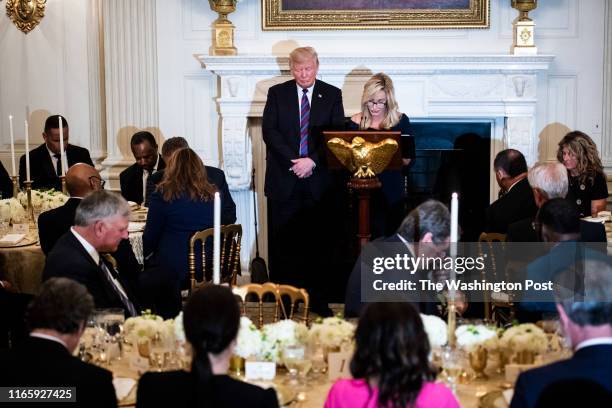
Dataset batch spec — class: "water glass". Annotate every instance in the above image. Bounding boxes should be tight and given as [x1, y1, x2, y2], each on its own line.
[441, 346, 465, 395]
[282, 344, 305, 386]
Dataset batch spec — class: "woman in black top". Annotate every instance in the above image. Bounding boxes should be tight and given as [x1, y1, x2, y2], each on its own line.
[347, 72, 416, 237]
[136, 286, 278, 408]
[557, 131, 608, 217]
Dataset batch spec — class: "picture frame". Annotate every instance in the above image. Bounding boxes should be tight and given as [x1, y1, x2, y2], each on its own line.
[262, 0, 490, 30]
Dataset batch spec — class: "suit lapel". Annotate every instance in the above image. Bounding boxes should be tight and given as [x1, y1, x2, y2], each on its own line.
[37, 144, 56, 179]
[310, 80, 324, 126]
[285, 80, 300, 153]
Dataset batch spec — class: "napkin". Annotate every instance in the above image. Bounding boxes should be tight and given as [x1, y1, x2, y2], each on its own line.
[0, 233, 25, 245]
[503, 389, 514, 405]
[113, 377, 136, 401]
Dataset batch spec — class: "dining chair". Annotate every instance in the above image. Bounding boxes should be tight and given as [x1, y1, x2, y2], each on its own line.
[276, 284, 309, 325]
[233, 283, 282, 328]
[478, 232, 515, 325]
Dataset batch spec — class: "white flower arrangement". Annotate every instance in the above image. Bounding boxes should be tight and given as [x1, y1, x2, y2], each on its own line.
[173, 311, 186, 345]
[455, 324, 498, 351]
[308, 317, 355, 350]
[0, 198, 26, 223]
[234, 316, 262, 359]
[15, 189, 68, 213]
[123, 311, 175, 345]
[500, 323, 548, 354]
[259, 319, 308, 363]
[420, 314, 448, 348]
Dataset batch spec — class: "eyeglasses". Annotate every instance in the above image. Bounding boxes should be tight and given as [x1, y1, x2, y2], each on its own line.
[89, 176, 106, 188]
[367, 100, 387, 108]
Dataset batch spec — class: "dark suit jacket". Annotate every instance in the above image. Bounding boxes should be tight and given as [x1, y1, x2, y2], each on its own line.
[0, 160, 12, 199]
[485, 177, 537, 233]
[145, 166, 236, 224]
[137, 371, 278, 408]
[508, 216, 607, 243]
[37, 197, 141, 288]
[43, 231, 140, 314]
[0, 337, 117, 408]
[119, 155, 165, 205]
[19, 143, 93, 190]
[511, 344, 612, 408]
[262, 79, 345, 202]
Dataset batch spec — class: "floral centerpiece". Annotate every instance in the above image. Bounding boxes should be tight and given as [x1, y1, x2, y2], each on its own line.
[308, 316, 355, 350]
[123, 310, 175, 345]
[500, 323, 548, 355]
[17, 189, 68, 212]
[455, 324, 499, 351]
[420, 314, 448, 348]
[234, 316, 262, 359]
[0, 198, 27, 223]
[259, 319, 308, 363]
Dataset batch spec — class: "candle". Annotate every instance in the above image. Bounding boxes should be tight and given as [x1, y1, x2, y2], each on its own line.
[9, 115, 16, 176]
[450, 192, 459, 247]
[24, 120, 30, 181]
[58, 115, 66, 176]
[213, 192, 221, 285]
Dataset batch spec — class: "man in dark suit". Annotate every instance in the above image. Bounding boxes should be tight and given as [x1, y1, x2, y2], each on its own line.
[0, 277, 117, 408]
[263, 46, 345, 316]
[38, 163, 140, 289]
[43, 190, 139, 316]
[18, 115, 94, 190]
[507, 162, 606, 243]
[120, 131, 165, 205]
[511, 259, 612, 408]
[144, 136, 236, 223]
[0, 161, 12, 198]
[485, 149, 537, 233]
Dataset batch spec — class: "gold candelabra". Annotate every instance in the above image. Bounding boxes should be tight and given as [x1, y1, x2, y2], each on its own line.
[208, 0, 237, 56]
[23, 180, 34, 222]
[60, 175, 67, 195]
[11, 175, 19, 198]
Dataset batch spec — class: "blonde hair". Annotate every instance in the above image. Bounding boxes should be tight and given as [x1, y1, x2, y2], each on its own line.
[556, 130, 604, 185]
[359, 73, 401, 130]
[289, 46, 319, 68]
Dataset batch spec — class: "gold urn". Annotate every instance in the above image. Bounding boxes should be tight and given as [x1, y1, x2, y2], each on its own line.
[511, 0, 537, 22]
[209, 0, 238, 56]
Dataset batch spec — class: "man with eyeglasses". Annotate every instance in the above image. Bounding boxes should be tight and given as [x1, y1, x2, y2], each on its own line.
[38, 164, 140, 291]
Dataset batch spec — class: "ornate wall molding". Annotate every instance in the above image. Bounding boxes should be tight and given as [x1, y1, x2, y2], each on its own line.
[602, 0, 612, 168]
[100, 0, 159, 185]
[86, 0, 106, 167]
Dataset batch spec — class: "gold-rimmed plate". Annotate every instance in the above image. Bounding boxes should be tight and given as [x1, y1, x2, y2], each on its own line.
[479, 389, 510, 408]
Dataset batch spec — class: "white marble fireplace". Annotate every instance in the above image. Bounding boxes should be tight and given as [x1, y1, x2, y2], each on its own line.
[196, 54, 554, 270]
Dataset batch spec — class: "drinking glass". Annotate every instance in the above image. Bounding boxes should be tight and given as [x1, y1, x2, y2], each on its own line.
[103, 309, 126, 360]
[149, 332, 169, 372]
[282, 344, 305, 386]
[309, 342, 327, 379]
[441, 346, 465, 395]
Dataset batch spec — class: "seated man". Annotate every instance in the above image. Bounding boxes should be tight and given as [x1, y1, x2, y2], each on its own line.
[511, 259, 612, 408]
[485, 149, 537, 233]
[43, 190, 139, 316]
[145, 136, 236, 224]
[345, 200, 454, 318]
[508, 162, 605, 243]
[0, 160, 11, 198]
[0, 278, 117, 408]
[0, 280, 32, 348]
[18, 115, 93, 190]
[120, 131, 165, 205]
[38, 163, 140, 289]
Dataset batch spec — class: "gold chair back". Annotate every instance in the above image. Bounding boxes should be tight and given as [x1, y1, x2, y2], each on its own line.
[478, 232, 514, 324]
[277, 284, 309, 325]
[188, 224, 242, 293]
[234, 283, 282, 328]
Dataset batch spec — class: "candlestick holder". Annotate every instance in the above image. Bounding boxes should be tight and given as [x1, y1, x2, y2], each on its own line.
[447, 301, 457, 348]
[60, 175, 67, 195]
[24, 180, 35, 223]
[11, 176, 19, 198]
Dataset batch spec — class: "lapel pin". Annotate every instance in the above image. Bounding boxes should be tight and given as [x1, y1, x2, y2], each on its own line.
[318, 94, 322, 98]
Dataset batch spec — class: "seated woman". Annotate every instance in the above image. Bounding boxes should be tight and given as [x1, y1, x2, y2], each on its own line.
[347, 73, 416, 238]
[557, 131, 609, 217]
[136, 285, 278, 408]
[324, 302, 459, 408]
[142, 148, 217, 317]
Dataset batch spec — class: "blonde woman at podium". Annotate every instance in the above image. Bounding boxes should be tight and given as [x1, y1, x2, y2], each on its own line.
[347, 73, 416, 238]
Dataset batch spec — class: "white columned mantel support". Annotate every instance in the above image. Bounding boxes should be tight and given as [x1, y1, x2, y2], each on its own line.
[197, 54, 553, 270]
[602, 0, 612, 169]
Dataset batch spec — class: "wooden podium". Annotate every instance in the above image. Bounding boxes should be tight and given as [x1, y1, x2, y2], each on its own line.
[324, 131, 401, 248]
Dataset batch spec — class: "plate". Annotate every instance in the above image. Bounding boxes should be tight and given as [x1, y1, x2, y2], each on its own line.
[0, 235, 38, 248]
[582, 216, 609, 223]
[479, 389, 509, 408]
[129, 211, 147, 222]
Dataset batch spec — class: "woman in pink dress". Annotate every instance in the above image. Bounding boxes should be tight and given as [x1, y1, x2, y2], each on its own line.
[324, 302, 459, 408]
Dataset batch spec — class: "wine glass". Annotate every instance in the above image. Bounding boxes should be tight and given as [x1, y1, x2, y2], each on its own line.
[441, 346, 465, 395]
[103, 308, 126, 360]
[282, 344, 305, 386]
[309, 342, 327, 379]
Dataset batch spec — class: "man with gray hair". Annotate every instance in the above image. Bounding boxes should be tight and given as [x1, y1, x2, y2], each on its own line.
[511, 259, 612, 408]
[43, 190, 139, 316]
[508, 162, 605, 242]
[0, 278, 117, 407]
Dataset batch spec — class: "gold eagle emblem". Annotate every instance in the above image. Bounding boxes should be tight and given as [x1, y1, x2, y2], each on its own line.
[327, 136, 398, 178]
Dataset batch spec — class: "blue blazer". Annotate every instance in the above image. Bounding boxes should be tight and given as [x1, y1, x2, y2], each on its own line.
[511, 344, 612, 408]
[142, 191, 215, 283]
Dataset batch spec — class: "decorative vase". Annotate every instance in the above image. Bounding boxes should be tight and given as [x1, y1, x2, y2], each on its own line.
[496, 348, 510, 374]
[229, 355, 245, 377]
[208, 0, 238, 56]
[515, 350, 536, 365]
[510, 0, 538, 55]
[137, 338, 150, 358]
[468, 346, 488, 380]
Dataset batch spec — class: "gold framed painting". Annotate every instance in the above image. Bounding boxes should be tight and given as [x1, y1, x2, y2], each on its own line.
[262, 0, 490, 30]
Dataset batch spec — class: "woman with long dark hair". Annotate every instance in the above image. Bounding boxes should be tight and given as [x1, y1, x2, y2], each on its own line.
[324, 302, 458, 408]
[557, 131, 609, 217]
[136, 285, 278, 407]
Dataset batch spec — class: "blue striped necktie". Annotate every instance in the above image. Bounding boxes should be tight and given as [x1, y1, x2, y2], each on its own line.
[299, 88, 310, 157]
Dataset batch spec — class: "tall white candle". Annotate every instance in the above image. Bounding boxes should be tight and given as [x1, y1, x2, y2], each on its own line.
[58, 115, 66, 176]
[9, 115, 16, 176]
[449, 192, 459, 301]
[24, 120, 30, 181]
[213, 192, 221, 285]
